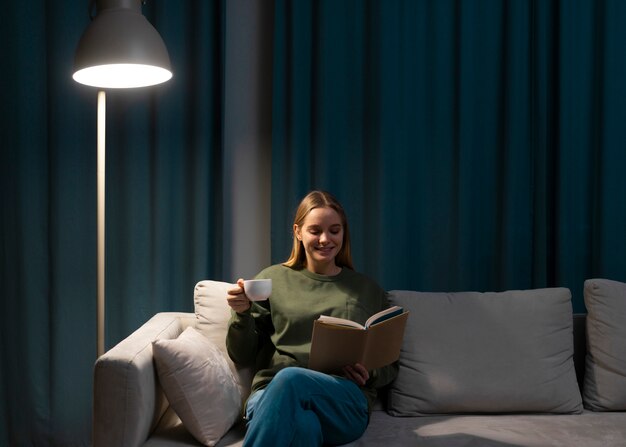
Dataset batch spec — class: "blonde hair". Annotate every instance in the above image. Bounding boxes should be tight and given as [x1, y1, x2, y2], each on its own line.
[283, 191, 354, 270]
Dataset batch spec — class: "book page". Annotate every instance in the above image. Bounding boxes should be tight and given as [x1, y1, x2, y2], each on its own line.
[365, 305, 404, 328]
[317, 315, 365, 330]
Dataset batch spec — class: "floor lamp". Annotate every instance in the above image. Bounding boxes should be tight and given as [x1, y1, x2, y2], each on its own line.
[72, 0, 172, 357]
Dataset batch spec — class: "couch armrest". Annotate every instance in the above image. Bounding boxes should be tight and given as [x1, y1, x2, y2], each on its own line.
[93, 312, 194, 447]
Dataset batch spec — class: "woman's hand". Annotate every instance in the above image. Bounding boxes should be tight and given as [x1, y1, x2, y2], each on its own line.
[342, 363, 369, 386]
[227, 278, 251, 313]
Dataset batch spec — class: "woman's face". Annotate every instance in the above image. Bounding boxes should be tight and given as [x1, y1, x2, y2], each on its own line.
[295, 206, 344, 275]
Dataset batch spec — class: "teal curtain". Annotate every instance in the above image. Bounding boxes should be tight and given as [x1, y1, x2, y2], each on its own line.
[0, 1, 223, 445]
[271, 0, 626, 312]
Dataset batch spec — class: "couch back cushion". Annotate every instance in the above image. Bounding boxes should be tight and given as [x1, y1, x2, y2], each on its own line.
[194, 280, 254, 401]
[583, 278, 626, 411]
[387, 288, 583, 416]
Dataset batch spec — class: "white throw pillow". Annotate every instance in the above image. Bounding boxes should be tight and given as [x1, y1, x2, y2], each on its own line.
[152, 326, 242, 446]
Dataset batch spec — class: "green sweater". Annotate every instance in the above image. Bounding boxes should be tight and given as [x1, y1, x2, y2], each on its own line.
[226, 264, 398, 410]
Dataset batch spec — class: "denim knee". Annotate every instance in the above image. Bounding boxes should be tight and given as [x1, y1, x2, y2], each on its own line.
[269, 367, 306, 392]
[272, 366, 303, 382]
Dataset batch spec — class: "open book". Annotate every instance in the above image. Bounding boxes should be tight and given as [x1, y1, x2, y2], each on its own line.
[308, 306, 409, 374]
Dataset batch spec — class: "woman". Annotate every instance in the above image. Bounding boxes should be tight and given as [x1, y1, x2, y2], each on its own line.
[226, 190, 397, 447]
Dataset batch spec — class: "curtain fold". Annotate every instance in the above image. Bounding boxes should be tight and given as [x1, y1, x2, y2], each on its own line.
[0, 1, 224, 445]
[271, 0, 626, 311]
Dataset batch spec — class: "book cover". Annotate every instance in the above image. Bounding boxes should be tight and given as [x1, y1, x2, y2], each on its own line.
[308, 307, 409, 374]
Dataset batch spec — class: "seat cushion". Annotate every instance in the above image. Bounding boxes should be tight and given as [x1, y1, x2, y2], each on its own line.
[144, 406, 246, 447]
[342, 410, 626, 446]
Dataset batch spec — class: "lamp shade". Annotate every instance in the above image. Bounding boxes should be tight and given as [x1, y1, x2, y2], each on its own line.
[73, 0, 172, 88]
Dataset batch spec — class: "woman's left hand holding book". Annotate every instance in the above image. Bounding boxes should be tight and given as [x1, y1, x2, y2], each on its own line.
[342, 363, 369, 386]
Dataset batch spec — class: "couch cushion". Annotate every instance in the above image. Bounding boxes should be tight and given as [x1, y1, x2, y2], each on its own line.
[342, 410, 626, 447]
[583, 278, 626, 411]
[144, 406, 247, 447]
[152, 327, 242, 447]
[194, 280, 254, 401]
[387, 288, 582, 415]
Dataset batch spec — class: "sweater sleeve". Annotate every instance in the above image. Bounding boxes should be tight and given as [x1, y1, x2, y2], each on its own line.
[368, 361, 399, 389]
[226, 302, 273, 367]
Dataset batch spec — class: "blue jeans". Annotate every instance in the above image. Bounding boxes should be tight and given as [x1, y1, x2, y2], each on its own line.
[244, 367, 369, 447]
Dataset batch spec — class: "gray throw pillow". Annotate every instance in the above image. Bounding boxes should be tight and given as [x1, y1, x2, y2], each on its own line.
[583, 278, 626, 411]
[387, 288, 582, 415]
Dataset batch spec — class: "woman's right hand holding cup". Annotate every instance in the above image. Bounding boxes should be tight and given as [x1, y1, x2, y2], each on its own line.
[227, 278, 251, 313]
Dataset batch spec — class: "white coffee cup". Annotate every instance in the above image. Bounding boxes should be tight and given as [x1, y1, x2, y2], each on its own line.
[243, 279, 272, 301]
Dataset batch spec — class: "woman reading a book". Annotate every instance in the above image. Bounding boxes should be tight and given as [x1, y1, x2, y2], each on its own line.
[226, 190, 398, 447]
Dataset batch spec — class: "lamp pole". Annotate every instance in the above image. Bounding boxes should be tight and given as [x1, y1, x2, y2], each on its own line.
[97, 90, 106, 357]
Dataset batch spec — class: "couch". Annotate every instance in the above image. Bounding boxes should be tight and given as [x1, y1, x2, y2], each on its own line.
[93, 278, 626, 447]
